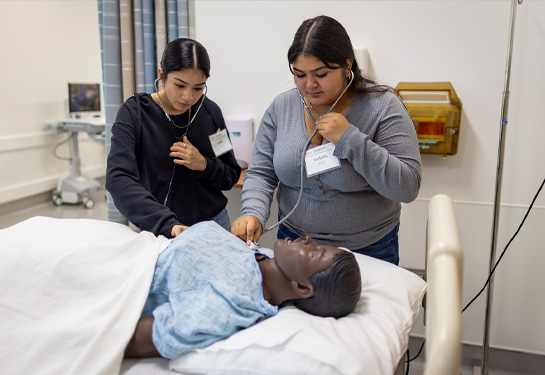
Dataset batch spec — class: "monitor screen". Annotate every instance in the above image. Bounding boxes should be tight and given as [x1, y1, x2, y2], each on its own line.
[68, 83, 101, 115]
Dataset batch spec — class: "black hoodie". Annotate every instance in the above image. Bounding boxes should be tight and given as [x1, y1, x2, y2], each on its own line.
[106, 93, 241, 237]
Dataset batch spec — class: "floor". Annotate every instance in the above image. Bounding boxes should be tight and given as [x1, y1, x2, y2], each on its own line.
[2, 185, 545, 375]
[406, 337, 545, 375]
[0, 187, 108, 230]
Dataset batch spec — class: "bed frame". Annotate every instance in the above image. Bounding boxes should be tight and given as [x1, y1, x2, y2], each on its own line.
[424, 194, 463, 375]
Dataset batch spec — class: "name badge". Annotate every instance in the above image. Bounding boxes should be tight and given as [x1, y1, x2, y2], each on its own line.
[305, 142, 341, 177]
[209, 129, 234, 157]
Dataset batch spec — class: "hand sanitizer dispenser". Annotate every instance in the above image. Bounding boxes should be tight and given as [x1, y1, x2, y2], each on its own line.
[225, 115, 254, 169]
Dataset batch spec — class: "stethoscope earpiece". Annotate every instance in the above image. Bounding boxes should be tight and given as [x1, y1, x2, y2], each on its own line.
[155, 77, 207, 128]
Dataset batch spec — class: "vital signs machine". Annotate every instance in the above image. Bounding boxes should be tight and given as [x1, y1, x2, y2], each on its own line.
[48, 83, 105, 208]
[395, 82, 462, 157]
[48, 117, 105, 208]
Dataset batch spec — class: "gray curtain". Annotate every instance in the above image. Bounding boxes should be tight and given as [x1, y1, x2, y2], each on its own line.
[98, 0, 190, 224]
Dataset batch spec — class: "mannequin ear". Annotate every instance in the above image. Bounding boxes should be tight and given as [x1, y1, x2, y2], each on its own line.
[291, 280, 316, 299]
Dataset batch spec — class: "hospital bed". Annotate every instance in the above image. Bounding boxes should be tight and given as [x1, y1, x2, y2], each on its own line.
[0, 194, 462, 375]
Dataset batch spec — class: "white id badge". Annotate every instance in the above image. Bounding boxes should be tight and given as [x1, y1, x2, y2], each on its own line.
[209, 129, 234, 157]
[305, 142, 341, 177]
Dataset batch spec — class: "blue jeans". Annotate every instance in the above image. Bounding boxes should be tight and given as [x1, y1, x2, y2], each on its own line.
[277, 223, 400, 265]
[210, 208, 231, 231]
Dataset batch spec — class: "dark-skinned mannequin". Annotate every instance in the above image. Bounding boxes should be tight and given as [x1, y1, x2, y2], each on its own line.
[125, 236, 345, 358]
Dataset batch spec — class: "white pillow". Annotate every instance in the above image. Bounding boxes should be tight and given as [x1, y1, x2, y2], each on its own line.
[170, 253, 426, 375]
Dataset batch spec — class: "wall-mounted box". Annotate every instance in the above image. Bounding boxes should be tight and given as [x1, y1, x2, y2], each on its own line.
[395, 82, 462, 157]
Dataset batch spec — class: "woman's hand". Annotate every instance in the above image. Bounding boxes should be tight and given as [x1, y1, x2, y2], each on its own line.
[316, 112, 350, 144]
[231, 216, 263, 245]
[171, 224, 189, 237]
[169, 136, 207, 171]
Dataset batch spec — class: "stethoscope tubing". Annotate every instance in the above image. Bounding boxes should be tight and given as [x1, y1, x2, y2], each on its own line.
[154, 77, 207, 134]
[154, 78, 207, 206]
[262, 71, 354, 234]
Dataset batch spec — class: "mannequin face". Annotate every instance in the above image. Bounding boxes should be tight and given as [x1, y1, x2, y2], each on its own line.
[158, 67, 207, 115]
[273, 236, 342, 285]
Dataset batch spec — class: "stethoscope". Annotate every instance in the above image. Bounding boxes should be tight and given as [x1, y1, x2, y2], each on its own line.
[154, 77, 207, 140]
[261, 70, 355, 235]
[154, 77, 207, 205]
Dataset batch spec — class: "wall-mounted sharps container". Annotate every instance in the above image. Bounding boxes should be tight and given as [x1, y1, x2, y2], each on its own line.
[395, 82, 462, 158]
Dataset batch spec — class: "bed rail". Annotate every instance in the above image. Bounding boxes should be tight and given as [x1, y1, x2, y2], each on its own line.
[424, 194, 463, 375]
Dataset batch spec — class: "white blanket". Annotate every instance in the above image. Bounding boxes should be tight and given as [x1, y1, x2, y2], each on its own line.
[0, 217, 168, 375]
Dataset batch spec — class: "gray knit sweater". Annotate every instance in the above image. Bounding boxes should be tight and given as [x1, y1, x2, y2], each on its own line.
[241, 87, 421, 249]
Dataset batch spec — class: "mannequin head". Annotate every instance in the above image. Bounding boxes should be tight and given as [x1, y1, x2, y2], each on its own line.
[293, 250, 361, 318]
[260, 236, 362, 319]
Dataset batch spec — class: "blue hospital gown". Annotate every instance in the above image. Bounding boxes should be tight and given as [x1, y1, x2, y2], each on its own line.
[142, 221, 278, 359]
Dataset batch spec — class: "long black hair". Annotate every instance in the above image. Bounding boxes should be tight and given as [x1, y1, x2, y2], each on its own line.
[287, 15, 392, 95]
[293, 251, 362, 319]
[160, 38, 211, 78]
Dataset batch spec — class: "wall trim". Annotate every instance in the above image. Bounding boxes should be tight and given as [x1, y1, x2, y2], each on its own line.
[0, 131, 58, 153]
[411, 197, 545, 211]
[0, 165, 105, 205]
[0, 129, 96, 153]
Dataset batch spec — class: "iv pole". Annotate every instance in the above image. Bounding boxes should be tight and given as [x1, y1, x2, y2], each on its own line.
[480, 1, 523, 374]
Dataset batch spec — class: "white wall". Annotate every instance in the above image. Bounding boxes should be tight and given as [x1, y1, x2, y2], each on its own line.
[0, 0, 104, 204]
[196, 0, 545, 355]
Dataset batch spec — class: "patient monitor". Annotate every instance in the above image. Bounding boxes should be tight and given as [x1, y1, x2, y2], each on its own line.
[395, 82, 462, 158]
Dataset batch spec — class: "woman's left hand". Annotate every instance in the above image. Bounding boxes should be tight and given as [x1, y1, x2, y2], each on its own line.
[316, 112, 350, 144]
[169, 136, 207, 171]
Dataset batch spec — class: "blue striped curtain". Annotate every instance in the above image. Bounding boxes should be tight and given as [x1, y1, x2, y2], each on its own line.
[98, 0, 190, 224]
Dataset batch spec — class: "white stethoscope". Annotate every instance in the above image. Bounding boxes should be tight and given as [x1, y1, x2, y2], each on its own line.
[154, 77, 208, 205]
[261, 70, 355, 235]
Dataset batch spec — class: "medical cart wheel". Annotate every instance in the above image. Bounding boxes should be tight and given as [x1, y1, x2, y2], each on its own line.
[53, 195, 63, 206]
[82, 198, 95, 209]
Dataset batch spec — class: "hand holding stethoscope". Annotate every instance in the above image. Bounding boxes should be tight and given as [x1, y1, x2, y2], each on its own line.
[259, 70, 355, 235]
[299, 69, 354, 143]
[155, 77, 209, 205]
[154, 78, 208, 171]
[169, 135, 207, 172]
[314, 112, 351, 145]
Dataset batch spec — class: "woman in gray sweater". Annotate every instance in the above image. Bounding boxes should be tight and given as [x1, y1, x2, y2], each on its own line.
[231, 15, 421, 265]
